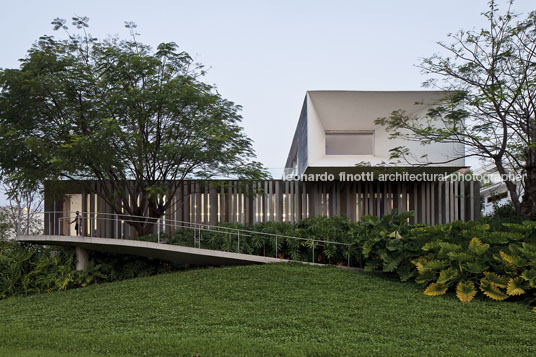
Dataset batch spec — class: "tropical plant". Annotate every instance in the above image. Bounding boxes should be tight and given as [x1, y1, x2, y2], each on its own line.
[411, 221, 536, 305]
[352, 210, 421, 280]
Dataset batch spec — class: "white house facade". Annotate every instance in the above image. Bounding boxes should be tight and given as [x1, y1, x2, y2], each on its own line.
[283, 90, 479, 224]
[285, 90, 465, 175]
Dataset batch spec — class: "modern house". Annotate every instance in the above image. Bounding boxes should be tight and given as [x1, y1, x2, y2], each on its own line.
[285, 91, 465, 175]
[283, 91, 479, 224]
[44, 90, 480, 239]
[481, 182, 510, 215]
[476, 164, 521, 215]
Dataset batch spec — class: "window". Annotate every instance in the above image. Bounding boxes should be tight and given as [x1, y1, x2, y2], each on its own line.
[325, 131, 374, 155]
[487, 191, 508, 204]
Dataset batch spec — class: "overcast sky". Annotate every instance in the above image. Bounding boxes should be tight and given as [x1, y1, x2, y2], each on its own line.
[0, 0, 534, 205]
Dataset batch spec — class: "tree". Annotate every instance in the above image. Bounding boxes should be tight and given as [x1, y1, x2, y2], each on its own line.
[0, 17, 267, 235]
[375, 1, 536, 217]
[0, 210, 8, 240]
[0, 179, 43, 239]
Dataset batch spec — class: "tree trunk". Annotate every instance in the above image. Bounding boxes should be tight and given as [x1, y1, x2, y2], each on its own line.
[128, 218, 159, 238]
[138, 223, 157, 237]
[130, 210, 164, 238]
[520, 155, 536, 218]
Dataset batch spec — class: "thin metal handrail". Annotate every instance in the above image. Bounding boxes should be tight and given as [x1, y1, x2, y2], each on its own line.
[47, 210, 353, 247]
[39, 210, 353, 265]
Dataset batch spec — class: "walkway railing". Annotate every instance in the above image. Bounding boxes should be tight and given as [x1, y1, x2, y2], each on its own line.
[40, 211, 353, 266]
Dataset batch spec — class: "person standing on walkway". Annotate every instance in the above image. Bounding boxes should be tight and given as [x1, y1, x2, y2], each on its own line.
[71, 211, 82, 236]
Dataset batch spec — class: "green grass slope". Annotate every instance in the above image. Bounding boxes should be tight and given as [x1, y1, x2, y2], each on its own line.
[0, 263, 535, 356]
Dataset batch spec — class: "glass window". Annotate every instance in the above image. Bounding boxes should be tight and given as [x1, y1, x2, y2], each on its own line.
[325, 131, 374, 155]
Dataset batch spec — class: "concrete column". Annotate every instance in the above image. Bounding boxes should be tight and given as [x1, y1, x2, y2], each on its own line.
[301, 182, 307, 220]
[376, 181, 381, 217]
[195, 182, 202, 224]
[183, 182, 190, 223]
[275, 181, 282, 222]
[421, 183, 426, 224]
[349, 182, 356, 222]
[356, 182, 362, 220]
[295, 181, 301, 222]
[230, 181, 235, 224]
[431, 182, 436, 225]
[203, 182, 209, 225]
[295, 181, 302, 222]
[289, 180, 294, 222]
[454, 181, 459, 222]
[209, 183, 218, 226]
[460, 181, 465, 221]
[383, 182, 388, 216]
[237, 183, 243, 225]
[75, 247, 88, 271]
[401, 182, 407, 214]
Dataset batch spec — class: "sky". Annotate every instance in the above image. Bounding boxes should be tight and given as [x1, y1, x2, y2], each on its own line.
[0, 0, 534, 205]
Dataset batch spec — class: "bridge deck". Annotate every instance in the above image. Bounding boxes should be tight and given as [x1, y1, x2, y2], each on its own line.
[16, 235, 287, 266]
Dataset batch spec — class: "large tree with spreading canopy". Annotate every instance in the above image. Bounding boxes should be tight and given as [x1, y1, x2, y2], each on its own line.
[0, 17, 267, 235]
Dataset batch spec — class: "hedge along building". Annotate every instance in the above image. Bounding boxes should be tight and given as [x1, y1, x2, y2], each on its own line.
[44, 91, 480, 238]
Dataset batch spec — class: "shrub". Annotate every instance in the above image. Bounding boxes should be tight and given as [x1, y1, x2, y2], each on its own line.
[351, 210, 422, 281]
[481, 204, 524, 231]
[0, 241, 184, 299]
[409, 221, 536, 306]
[0, 241, 77, 298]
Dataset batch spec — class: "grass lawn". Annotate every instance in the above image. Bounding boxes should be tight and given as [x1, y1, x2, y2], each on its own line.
[0, 263, 535, 356]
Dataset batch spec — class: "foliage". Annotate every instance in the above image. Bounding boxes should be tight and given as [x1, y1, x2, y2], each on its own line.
[0, 17, 267, 236]
[0, 210, 9, 241]
[481, 203, 525, 231]
[137, 216, 357, 265]
[351, 210, 421, 281]
[0, 205, 43, 239]
[0, 177, 43, 239]
[0, 241, 184, 299]
[409, 220, 536, 305]
[375, 1, 536, 217]
[86, 250, 184, 281]
[0, 241, 77, 298]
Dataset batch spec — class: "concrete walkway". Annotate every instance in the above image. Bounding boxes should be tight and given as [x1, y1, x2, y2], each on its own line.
[16, 235, 287, 267]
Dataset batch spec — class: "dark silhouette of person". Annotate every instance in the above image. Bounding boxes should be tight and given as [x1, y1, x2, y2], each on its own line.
[71, 211, 82, 236]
